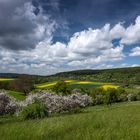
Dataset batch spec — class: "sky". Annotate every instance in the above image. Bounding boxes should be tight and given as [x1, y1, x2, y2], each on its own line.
[0, 0, 140, 75]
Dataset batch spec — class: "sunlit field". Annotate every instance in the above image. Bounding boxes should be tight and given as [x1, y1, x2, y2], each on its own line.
[36, 80, 118, 90]
[102, 85, 119, 90]
[0, 78, 14, 81]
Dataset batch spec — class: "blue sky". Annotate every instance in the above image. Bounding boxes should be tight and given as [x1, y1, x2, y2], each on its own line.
[0, 0, 140, 75]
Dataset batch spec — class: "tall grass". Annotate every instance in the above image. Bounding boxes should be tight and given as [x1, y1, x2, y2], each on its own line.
[0, 101, 140, 140]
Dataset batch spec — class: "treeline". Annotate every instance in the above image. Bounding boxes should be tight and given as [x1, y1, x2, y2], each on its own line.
[0, 73, 47, 84]
[0, 67, 140, 85]
[45, 67, 140, 86]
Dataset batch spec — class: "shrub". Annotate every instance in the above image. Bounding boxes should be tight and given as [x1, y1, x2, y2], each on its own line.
[117, 88, 128, 102]
[80, 87, 105, 96]
[0, 92, 19, 116]
[20, 100, 48, 120]
[104, 88, 118, 105]
[92, 88, 105, 95]
[72, 88, 82, 94]
[117, 87, 126, 95]
[136, 92, 140, 100]
[22, 91, 92, 114]
[127, 94, 137, 101]
[90, 94, 104, 105]
[118, 94, 128, 102]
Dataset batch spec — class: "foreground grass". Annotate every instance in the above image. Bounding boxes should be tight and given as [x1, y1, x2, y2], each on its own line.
[0, 101, 140, 140]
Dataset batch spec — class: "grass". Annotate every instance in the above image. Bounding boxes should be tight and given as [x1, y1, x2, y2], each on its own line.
[7, 90, 26, 101]
[0, 101, 140, 140]
[126, 87, 140, 94]
[35, 80, 118, 90]
[0, 78, 14, 81]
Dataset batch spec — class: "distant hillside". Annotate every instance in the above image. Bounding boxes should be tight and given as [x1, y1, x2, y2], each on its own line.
[46, 67, 140, 86]
[54, 67, 140, 76]
[0, 73, 45, 84]
[0, 67, 140, 85]
[0, 73, 24, 78]
[0, 73, 44, 78]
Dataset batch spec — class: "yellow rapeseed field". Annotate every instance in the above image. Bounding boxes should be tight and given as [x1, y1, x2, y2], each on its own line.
[36, 80, 119, 90]
[102, 85, 119, 90]
[0, 78, 14, 81]
[76, 81, 93, 84]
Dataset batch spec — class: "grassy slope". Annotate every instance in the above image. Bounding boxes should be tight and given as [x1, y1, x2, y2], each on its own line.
[0, 101, 140, 140]
[7, 90, 26, 101]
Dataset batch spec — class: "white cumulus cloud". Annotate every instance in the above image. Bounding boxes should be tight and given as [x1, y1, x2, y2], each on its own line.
[1, 14, 140, 75]
[129, 47, 140, 56]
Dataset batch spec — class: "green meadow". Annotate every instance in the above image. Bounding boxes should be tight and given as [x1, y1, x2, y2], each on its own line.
[7, 90, 26, 101]
[0, 101, 140, 140]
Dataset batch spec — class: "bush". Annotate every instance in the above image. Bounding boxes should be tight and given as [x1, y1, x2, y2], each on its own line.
[72, 88, 82, 94]
[22, 91, 92, 114]
[90, 94, 104, 105]
[136, 92, 140, 100]
[118, 94, 128, 102]
[104, 88, 118, 105]
[117, 88, 128, 102]
[92, 88, 105, 95]
[0, 92, 19, 116]
[127, 94, 137, 101]
[20, 100, 48, 120]
[79, 87, 105, 96]
[117, 87, 126, 95]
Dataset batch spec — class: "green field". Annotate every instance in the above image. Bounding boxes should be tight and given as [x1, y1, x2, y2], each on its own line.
[7, 90, 26, 101]
[0, 101, 140, 140]
[36, 80, 118, 90]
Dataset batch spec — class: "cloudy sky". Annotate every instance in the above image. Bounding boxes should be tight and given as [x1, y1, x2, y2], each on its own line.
[0, 0, 140, 75]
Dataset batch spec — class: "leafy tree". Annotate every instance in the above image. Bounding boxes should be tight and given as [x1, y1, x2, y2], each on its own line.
[13, 75, 34, 95]
[52, 80, 71, 95]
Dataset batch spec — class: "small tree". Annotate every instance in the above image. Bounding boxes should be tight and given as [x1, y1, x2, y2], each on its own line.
[52, 80, 71, 95]
[13, 75, 34, 95]
[20, 99, 48, 120]
[104, 88, 118, 105]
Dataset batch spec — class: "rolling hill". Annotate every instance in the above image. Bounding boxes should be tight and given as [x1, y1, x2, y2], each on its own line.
[0, 67, 140, 85]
